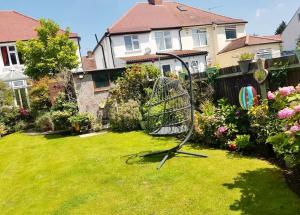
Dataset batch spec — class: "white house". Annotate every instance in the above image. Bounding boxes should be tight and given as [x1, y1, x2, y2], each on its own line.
[0, 11, 82, 107]
[282, 7, 300, 51]
[93, 0, 248, 75]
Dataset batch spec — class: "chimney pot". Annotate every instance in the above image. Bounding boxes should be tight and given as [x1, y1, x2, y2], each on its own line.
[148, 0, 162, 5]
[87, 51, 93, 58]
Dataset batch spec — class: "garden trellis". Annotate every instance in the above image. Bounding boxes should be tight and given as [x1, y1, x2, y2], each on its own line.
[142, 52, 207, 170]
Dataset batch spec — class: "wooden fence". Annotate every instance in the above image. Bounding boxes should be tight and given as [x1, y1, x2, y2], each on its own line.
[207, 55, 300, 105]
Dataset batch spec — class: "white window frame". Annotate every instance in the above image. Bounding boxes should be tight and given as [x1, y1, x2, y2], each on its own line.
[225, 26, 237, 40]
[124, 35, 140, 52]
[0, 44, 21, 67]
[155, 31, 173, 51]
[256, 49, 272, 60]
[192, 28, 208, 47]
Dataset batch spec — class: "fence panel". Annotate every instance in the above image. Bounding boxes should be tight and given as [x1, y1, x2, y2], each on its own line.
[210, 55, 300, 105]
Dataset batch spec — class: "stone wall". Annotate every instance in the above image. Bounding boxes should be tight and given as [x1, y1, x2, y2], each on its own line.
[73, 73, 109, 119]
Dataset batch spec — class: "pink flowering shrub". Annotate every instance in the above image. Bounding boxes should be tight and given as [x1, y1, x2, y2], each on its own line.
[267, 83, 300, 168]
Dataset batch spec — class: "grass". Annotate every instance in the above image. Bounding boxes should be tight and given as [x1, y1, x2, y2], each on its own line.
[0, 131, 299, 215]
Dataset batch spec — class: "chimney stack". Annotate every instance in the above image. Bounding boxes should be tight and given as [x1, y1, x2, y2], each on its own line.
[148, 0, 163, 5]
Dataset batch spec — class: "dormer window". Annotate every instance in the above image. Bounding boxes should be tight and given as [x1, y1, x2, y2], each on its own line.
[225, 26, 237, 40]
[124, 35, 140, 52]
[155, 31, 172, 51]
[192, 29, 207, 47]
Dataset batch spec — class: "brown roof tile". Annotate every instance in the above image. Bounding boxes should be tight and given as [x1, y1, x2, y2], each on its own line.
[0, 11, 78, 43]
[109, 2, 247, 34]
[120, 50, 207, 64]
[218, 35, 282, 54]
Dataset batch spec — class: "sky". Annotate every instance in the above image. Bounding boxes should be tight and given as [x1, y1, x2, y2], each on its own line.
[0, 0, 299, 55]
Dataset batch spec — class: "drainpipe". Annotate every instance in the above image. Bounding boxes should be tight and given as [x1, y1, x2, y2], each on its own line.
[108, 34, 116, 68]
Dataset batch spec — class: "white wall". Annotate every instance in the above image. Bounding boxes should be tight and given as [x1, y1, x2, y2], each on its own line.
[215, 24, 246, 52]
[111, 29, 181, 58]
[151, 55, 207, 75]
[282, 7, 300, 51]
[94, 23, 246, 70]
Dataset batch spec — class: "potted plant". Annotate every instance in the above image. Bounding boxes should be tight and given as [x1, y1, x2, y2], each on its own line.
[295, 37, 300, 62]
[238, 53, 255, 74]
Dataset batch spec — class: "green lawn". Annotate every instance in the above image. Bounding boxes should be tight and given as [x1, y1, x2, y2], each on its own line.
[0, 132, 299, 215]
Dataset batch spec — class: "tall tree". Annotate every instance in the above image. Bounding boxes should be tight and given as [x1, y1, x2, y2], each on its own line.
[17, 19, 79, 80]
[275, 21, 287, 35]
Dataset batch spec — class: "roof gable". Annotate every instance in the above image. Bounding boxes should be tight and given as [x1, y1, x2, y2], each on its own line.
[0, 11, 78, 43]
[108, 2, 247, 35]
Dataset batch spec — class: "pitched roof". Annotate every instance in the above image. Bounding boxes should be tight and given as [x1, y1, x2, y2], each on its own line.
[218, 35, 282, 54]
[120, 50, 207, 64]
[81, 55, 97, 71]
[0, 11, 78, 43]
[109, 1, 247, 35]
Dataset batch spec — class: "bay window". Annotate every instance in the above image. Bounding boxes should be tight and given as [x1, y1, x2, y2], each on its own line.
[192, 29, 207, 47]
[155, 31, 172, 51]
[124, 35, 140, 52]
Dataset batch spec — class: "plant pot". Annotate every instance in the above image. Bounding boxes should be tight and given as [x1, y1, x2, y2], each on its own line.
[295, 50, 300, 63]
[238, 60, 252, 74]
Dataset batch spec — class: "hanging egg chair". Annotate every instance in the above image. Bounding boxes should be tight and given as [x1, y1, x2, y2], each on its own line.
[142, 52, 207, 170]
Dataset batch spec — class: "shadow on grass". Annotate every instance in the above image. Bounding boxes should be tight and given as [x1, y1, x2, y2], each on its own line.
[223, 168, 300, 215]
[123, 150, 203, 165]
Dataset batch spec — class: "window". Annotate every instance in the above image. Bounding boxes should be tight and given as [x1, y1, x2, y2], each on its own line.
[0, 45, 21, 66]
[192, 29, 207, 47]
[191, 61, 199, 73]
[256, 49, 272, 59]
[124, 35, 140, 52]
[1, 47, 9, 66]
[92, 71, 110, 90]
[155, 31, 172, 51]
[162, 64, 171, 76]
[298, 13, 300, 21]
[225, 26, 237, 40]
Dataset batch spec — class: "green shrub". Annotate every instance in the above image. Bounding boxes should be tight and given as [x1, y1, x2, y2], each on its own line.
[51, 111, 72, 131]
[0, 106, 22, 133]
[108, 64, 160, 106]
[13, 120, 28, 132]
[69, 113, 95, 134]
[51, 92, 78, 115]
[239, 53, 255, 61]
[235, 134, 252, 150]
[0, 123, 7, 137]
[35, 113, 54, 132]
[109, 100, 142, 131]
[248, 101, 282, 145]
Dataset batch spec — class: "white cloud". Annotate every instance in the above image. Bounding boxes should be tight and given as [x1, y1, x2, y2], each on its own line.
[276, 2, 285, 8]
[256, 8, 266, 17]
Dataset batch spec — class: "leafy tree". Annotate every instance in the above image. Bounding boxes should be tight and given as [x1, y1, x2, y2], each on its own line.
[0, 81, 13, 106]
[275, 21, 286, 35]
[17, 19, 79, 80]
